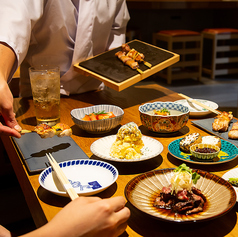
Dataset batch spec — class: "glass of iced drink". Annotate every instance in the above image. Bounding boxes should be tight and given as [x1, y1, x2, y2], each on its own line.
[29, 65, 60, 126]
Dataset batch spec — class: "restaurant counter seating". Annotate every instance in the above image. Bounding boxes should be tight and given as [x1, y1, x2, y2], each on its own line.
[202, 28, 238, 79]
[153, 29, 203, 84]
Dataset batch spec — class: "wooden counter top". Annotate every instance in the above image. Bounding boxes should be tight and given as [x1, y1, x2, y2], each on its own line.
[2, 82, 238, 236]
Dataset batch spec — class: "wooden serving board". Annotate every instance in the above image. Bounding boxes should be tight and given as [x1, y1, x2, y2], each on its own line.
[74, 40, 179, 91]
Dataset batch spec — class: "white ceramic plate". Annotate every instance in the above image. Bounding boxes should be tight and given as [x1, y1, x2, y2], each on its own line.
[125, 168, 236, 223]
[90, 135, 163, 162]
[175, 99, 218, 117]
[39, 159, 118, 197]
[222, 168, 238, 201]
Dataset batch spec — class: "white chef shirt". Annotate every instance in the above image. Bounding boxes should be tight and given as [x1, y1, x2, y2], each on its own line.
[0, 0, 130, 96]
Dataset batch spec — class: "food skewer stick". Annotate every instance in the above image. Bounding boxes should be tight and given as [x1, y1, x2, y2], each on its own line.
[122, 44, 152, 68]
[46, 153, 78, 200]
[20, 129, 32, 134]
[126, 50, 152, 68]
[142, 60, 152, 68]
[178, 93, 220, 115]
[115, 51, 143, 74]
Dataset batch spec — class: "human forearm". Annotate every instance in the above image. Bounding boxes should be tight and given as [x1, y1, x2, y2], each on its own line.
[20, 196, 130, 237]
[0, 42, 21, 137]
[0, 42, 16, 82]
[0, 225, 11, 237]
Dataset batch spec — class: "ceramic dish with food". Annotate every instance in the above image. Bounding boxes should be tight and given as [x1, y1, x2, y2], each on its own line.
[139, 101, 189, 133]
[192, 118, 238, 147]
[125, 168, 236, 223]
[71, 104, 124, 134]
[222, 168, 238, 202]
[175, 99, 218, 117]
[39, 159, 118, 197]
[90, 135, 163, 162]
[168, 138, 238, 165]
[190, 143, 220, 160]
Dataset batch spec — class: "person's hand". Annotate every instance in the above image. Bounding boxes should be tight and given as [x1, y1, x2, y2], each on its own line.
[45, 196, 130, 237]
[22, 196, 130, 237]
[0, 80, 22, 138]
[0, 225, 11, 237]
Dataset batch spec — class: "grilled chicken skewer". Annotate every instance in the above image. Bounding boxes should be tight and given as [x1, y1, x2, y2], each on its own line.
[115, 51, 143, 74]
[121, 43, 152, 68]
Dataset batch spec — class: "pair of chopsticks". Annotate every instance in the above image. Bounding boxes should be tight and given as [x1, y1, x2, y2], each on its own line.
[46, 153, 78, 200]
[178, 93, 220, 115]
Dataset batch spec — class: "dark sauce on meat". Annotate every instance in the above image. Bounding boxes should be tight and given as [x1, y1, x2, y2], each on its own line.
[195, 147, 217, 153]
[150, 190, 209, 218]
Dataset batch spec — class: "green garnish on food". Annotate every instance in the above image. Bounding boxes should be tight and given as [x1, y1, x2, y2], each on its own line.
[154, 108, 170, 116]
[228, 178, 238, 187]
[174, 163, 200, 184]
[160, 108, 170, 113]
[92, 110, 107, 115]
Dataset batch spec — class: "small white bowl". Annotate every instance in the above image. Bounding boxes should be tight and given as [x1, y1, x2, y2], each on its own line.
[71, 104, 124, 134]
[39, 159, 118, 197]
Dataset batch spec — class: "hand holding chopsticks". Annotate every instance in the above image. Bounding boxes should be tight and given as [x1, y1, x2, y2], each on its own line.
[178, 93, 220, 115]
[46, 153, 78, 200]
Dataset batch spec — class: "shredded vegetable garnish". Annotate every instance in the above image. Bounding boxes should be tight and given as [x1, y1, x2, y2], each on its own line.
[171, 163, 200, 193]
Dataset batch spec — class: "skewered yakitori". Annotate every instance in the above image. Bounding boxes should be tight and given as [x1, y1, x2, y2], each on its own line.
[115, 51, 140, 70]
[115, 43, 152, 74]
[121, 43, 152, 68]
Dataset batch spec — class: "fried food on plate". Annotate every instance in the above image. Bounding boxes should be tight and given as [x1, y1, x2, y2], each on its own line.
[212, 111, 233, 132]
[179, 133, 202, 153]
[34, 123, 55, 138]
[52, 123, 73, 138]
[34, 123, 72, 138]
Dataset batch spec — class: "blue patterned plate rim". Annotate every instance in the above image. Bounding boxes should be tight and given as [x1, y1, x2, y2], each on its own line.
[39, 159, 118, 195]
[168, 138, 238, 165]
[139, 101, 189, 115]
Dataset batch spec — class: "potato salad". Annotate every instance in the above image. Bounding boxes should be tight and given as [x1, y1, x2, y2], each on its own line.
[110, 122, 144, 160]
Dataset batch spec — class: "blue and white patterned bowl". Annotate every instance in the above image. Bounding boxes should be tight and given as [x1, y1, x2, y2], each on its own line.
[39, 159, 118, 197]
[71, 104, 124, 134]
[139, 101, 189, 133]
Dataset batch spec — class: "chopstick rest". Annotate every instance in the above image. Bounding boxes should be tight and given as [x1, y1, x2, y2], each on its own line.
[46, 153, 78, 200]
[178, 93, 220, 115]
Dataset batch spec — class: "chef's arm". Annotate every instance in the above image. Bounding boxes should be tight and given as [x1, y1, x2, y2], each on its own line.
[0, 42, 22, 138]
[0, 42, 16, 81]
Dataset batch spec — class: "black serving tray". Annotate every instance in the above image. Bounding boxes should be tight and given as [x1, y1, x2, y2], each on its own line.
[12, 133, 89, 174]
[192, 118, 238, 147]
[74, 40, 179, 91]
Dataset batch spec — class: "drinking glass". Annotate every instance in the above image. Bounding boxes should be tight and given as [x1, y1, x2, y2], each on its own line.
[29, 65, 60, 126]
